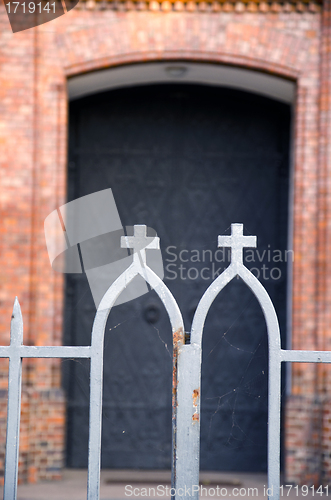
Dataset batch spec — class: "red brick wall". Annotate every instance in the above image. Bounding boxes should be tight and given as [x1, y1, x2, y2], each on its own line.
[0, 0, 330, 483]
[285, 0, 331, 486]
[0, 389, 65, 484]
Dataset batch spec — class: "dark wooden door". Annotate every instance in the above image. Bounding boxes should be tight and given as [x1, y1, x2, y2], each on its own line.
[64, 84, 290, 471]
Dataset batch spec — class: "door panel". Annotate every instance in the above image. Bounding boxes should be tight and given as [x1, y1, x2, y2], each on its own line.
[64, 84, 290, 470]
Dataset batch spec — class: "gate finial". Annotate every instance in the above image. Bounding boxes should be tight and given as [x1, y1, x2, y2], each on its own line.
[218, 223, 256, 265]
[121, 224, 159, 266]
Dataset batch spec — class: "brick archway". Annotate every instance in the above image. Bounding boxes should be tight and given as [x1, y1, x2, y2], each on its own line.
[53, 11, 319, 391]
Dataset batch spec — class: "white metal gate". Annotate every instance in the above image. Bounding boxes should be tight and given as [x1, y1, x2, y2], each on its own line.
[2, 223, 329, 500]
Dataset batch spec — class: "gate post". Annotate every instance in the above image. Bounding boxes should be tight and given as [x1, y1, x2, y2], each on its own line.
[3, 299, 23, 500]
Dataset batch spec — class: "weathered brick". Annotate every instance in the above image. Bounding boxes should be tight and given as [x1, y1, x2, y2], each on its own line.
[0, 0, 330, 484]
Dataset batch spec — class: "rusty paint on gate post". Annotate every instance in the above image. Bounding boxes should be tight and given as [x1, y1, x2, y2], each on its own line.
[192, 388, 200, 423]
[172, 326, 185, 492]
[173, 328, 185, 404]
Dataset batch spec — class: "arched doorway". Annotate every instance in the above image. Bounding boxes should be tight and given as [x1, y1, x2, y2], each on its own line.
[63, 83, 290, 471]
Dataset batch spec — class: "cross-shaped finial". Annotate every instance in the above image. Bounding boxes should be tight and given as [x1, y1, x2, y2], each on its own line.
[218, 223, 256, 265]
[121, 225, 160, 267]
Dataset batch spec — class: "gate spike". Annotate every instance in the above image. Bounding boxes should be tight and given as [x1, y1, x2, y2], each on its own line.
[12, 297, 21, 315]
[11, 297, 23, 345]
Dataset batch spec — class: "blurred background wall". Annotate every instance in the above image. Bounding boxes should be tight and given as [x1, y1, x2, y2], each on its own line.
[0, 0, 330, 486]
